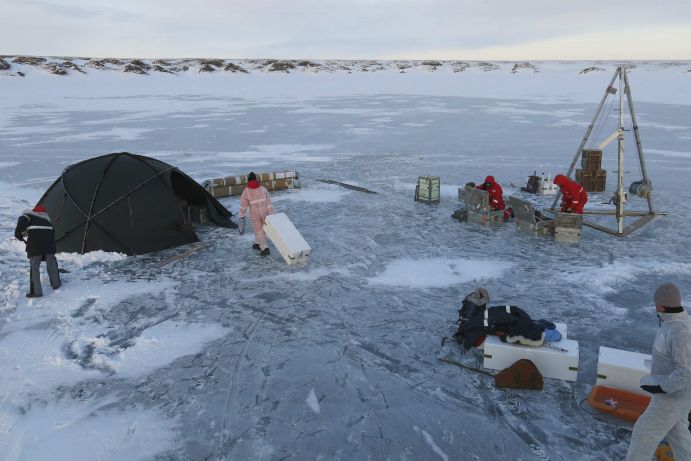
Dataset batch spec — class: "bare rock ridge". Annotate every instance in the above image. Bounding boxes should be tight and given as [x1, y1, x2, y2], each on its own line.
[579, 66, 605, 74]
[0, 55, 689, 77]
[478, 61, 500, 72]
[511, 62, 538, 73]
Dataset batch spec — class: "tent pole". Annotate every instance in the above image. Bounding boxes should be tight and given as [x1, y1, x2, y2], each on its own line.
[90, 167, 175, 218]
[81, 154, 120, 253]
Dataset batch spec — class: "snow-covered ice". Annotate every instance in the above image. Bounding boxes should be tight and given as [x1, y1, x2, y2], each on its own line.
[1, 62, 690, 460]
[368, 258, 513, 288]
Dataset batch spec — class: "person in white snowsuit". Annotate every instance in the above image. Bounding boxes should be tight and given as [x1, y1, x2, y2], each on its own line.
[238, 172, 274, 256]
[626, 282, 691, 461]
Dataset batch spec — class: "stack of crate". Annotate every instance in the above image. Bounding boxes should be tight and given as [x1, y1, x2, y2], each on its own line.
[204, 171, 299, 198]
[576, 149, 606, 192]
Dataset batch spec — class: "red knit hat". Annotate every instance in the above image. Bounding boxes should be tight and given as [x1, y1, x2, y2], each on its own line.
[33, 204, 47, 213]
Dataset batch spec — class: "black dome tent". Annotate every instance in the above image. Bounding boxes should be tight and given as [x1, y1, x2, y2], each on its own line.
[39, 152, 236, 255]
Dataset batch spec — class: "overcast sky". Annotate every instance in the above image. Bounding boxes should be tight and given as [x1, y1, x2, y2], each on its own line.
[2, 0, 690, 60]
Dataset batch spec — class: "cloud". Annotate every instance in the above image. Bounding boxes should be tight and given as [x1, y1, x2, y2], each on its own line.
[22, 0, 136, 22]
[1, 0, 690, 59]
[392, 25, 691, 60]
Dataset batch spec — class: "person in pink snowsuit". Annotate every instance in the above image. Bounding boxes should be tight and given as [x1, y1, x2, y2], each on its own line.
[239, 172, 274, 256]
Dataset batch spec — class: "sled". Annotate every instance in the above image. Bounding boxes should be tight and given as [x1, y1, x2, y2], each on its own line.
[263, 213, 311, 264]
[587, 384, 650, 422]
[204, 171, 299, 197]
[317, 179, 377, 194]
[482, 323, 579, 382]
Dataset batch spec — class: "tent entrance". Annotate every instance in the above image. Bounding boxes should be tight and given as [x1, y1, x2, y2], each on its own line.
[171, 170, 213, 226]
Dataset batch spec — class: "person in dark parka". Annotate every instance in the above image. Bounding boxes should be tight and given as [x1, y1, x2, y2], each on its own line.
[14, 204, 61, 298]
[453, 288, 548, 350]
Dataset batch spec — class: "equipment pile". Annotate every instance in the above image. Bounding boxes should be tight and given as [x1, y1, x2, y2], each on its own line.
[204, 171, 299, 198]
[521, 172, 558, 195]
[576, 149, 607, 192]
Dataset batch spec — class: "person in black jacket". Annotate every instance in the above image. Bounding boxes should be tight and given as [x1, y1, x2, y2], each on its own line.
[453, 287, 549, 350]
[14, 204, 61, 298]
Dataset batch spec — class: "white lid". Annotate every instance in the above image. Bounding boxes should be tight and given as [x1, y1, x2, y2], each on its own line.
[599, 346, 651, 368]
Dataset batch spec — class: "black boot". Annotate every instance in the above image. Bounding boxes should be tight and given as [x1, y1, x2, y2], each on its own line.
[252, 243, 261, 250]
[260, 248, 270, 256]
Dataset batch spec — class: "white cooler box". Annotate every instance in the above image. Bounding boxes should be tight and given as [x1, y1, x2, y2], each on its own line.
[482, 323, 579, 382]
[263, 213, 311, 264]
[478, 322, 567, 348]
[596, 346, 651, 396]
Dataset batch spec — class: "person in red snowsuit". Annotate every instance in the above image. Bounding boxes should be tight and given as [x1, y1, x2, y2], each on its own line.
[239, 172, 274, 256]
[554, 174, 588, 214]
[476, 175, 513, 220]
[476, 176, 505, 210]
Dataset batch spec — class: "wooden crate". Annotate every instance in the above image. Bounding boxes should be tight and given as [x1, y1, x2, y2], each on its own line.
[210, 184, 246, 197]
[208, 171, 299, 187]
[210, 175, 247, 187]
[415, 176, 440, 203]
[274, 171, 298, 180]
[576, 169, 607, 192]
[593, 170, 607, 192]
[576, 169, 594, 183]
[575, 170, 591, 191]
[210, 178, 295, 198]
[266, 178, 293, 191]
[581, 149, 603, 171]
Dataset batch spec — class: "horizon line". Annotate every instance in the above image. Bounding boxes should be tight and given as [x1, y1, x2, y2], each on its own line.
[2, 54, 691, 62]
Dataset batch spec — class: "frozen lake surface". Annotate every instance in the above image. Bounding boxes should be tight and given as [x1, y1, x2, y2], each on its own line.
[1, 66, 690, 460]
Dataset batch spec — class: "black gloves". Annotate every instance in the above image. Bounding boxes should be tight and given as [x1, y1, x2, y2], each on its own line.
[640, 384, 665, 394]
